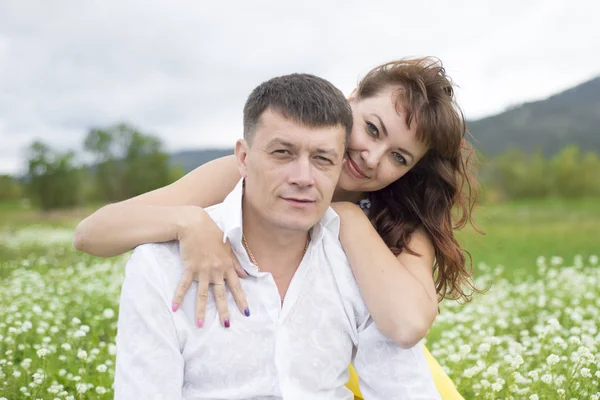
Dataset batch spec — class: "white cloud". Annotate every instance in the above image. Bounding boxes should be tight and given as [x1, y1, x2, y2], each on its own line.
[1, 0, 599, 173]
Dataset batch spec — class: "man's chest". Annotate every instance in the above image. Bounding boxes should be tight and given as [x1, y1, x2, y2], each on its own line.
[179, 272, 358, 396]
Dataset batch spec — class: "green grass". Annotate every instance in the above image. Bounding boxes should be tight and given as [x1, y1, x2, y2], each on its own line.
[457, 198, 600, 280]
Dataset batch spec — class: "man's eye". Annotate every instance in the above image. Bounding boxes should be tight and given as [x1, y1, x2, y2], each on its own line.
[366, 122, 379, 137]
[392, 152, 407, 165]
[273, 149, 291, 155]
[315, 156, 332, 164]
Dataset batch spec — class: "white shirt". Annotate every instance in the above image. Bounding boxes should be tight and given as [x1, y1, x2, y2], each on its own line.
[114, 180, 441, 400]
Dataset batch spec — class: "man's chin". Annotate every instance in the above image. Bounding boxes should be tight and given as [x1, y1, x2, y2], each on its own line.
[271, 216, 319, 233]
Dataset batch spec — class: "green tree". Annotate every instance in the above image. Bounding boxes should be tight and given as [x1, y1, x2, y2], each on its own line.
[26, 141, 81, 210]
[0, 175, 23, 201]
[580, 151, 600, 196]
[549, 146, 589, 198]
[84, 123, 173, 202]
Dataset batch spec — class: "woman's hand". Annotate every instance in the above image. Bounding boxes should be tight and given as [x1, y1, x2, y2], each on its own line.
[173, 206, 250, 328]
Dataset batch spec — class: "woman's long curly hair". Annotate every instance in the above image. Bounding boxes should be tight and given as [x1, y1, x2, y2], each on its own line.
[355, 57, 482, 303]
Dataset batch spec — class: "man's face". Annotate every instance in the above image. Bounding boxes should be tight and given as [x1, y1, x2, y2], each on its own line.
[237, 109, 346, 233]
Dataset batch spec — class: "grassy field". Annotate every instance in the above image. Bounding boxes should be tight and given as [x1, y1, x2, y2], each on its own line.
[458, 198, 600, 281]
[0, 199, 599, 399]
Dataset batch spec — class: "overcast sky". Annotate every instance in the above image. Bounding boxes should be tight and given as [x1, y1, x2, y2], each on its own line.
[1, 0, 598, 174]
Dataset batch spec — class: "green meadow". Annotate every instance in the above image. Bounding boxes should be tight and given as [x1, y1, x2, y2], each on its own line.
[1, 199, 599, 399]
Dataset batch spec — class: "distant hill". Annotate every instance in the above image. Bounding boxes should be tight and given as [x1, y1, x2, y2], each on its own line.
[468, 76, 600, 156]
[169, 77, 600, 172]
[170, 149, 233, 172]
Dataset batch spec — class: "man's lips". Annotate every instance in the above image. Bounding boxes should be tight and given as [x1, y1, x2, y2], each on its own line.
[281, 197, 315, 202]
[281, 197, 316, 205]
[281, 197, 316, 209]
[345, 153, 369, 179]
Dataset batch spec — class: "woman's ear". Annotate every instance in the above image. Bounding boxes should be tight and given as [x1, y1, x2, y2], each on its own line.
[348, 87, 358, 102]
[234, 139, 249, 178]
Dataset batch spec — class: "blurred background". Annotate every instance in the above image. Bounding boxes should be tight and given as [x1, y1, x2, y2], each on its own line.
[1, 1, 599, 398]
[1, 0, 599, 273]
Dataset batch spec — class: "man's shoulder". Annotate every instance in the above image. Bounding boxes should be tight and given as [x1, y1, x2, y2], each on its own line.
[128, 242, 183, 278]
[134, 241, 180, 259]
[317, 230, 370, 322]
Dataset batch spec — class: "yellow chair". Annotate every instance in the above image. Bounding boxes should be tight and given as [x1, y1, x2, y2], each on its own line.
[346, 344, 464, 399]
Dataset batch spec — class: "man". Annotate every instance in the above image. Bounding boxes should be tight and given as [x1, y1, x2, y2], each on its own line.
[114, 73, 441, 399]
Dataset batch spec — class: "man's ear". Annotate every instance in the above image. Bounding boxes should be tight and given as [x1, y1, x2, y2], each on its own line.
[235, 139, 249, 178]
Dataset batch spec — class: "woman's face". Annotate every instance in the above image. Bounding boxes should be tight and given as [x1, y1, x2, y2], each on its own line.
[338, 85, 429, 193]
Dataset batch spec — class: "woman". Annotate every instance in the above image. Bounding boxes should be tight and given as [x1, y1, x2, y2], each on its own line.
[75, 57, 478, 399]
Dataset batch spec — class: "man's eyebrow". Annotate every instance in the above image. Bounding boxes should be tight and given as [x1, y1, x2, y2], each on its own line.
[267, 138, 298, 150]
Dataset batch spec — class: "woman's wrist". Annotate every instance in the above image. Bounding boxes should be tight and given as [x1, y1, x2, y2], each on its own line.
[174, 206, 208, 240]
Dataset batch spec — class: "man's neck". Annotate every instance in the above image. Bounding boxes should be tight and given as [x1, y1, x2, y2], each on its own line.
[241, 199, 310, 278]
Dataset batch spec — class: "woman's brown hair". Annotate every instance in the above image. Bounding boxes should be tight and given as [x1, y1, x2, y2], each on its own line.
[356, 57, 482, 303]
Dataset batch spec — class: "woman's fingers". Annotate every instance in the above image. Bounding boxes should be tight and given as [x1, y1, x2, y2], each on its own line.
[232, 252, 249, 278]
[211, 278, 230, 328]
[194, 273, 210, 328]
[225, 269, 250, 317]
[172, 270, 194, 312]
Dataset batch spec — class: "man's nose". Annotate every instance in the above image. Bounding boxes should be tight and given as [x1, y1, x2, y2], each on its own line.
[289, 156, 315, 187]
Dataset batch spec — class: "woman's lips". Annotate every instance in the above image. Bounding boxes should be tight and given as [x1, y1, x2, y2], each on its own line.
[345, 153, 369, 179]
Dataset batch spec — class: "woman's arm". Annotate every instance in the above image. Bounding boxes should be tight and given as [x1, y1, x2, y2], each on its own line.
[332, 202, 438, 348]
[74, 155, 249, 327]
[73, 155, 240, 257]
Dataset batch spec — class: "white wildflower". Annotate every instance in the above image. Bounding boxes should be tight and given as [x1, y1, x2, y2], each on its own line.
[547, 354, 560, 366]
[77, 349, 87, 360]
[96, 364, 108, 373]
[541, 373, 553, 384]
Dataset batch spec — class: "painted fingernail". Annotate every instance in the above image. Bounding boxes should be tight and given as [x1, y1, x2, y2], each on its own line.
[196, 319, 204, 328]
[172, 303, 178, 312]
[244, 308, 250, 317]
[224, 319, 230, 328]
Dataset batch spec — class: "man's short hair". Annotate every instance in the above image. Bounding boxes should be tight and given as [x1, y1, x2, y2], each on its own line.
[243, 73, 353, 145]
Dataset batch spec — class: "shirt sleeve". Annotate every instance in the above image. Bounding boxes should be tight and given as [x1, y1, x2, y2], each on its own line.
[353, 319, 442, 400]
[114, 245, 185, 400]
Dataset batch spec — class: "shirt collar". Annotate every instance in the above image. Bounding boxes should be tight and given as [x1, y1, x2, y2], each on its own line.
[219, 179, 341, 248]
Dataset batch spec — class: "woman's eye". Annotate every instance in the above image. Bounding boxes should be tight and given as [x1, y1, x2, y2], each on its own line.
[392, 152, 407, 165]
[366, 122, 379, 138]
